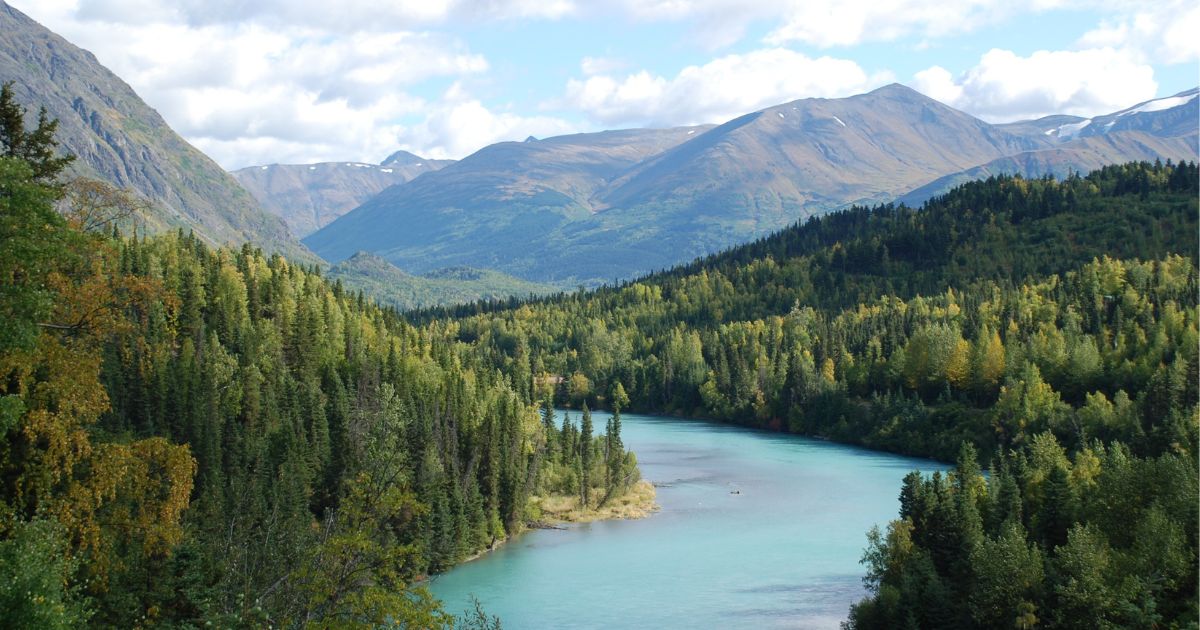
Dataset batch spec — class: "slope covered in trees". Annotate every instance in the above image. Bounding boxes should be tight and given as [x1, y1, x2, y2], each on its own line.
[429, 162, 1197, 457]
[424, 161, 1198, 627]
[327, 251, 558, 312]
[0, 94, 638, 627]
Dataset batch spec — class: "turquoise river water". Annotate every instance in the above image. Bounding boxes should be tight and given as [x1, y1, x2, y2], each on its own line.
[429, 411, 948, 629]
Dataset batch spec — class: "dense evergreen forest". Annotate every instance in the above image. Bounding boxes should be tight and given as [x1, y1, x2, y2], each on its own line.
[0, 87, 638, 627]
[426, 161, 1199, 627]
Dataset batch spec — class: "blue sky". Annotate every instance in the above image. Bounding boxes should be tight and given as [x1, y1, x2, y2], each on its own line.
[12, 0, 1198, 169]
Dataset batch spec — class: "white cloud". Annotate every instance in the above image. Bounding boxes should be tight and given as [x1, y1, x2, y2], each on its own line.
[394, 85, 578, 159]
[913, 47, 1158, 122]
[1078, 0, 1200, 65]
[580, 56, 626, 76]
[559, 48, 891, 127]
[764, 0, 1019, 48]
[612, 0, 1055, 49]
[8, 0, 1191, 170]
[65, 0, 574, 30]
[8, 1, 503, 168]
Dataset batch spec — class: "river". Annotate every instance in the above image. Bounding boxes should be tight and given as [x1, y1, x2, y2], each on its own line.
[428, 411, 949, 629]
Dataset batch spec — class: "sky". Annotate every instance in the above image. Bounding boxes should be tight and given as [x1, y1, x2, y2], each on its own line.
[11, 0, 1199, 170]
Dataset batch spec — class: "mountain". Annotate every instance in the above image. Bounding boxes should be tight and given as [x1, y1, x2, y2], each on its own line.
[900, 89, 1199, 205]
[380, 149, 455, 170]
[1033, 88, 1198, 141]
[303, 126, 713, 280]
[305, 85, 1063, 284]
[327, 251, 557, 311]
[0, 1, 313, 260]
[232, 156, 453, 237]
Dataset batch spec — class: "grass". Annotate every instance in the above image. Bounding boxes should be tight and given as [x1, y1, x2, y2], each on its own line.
[529, 480, 658, 525]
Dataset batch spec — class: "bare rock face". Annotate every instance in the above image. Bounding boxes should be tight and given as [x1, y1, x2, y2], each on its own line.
[0, 1, 313, 261]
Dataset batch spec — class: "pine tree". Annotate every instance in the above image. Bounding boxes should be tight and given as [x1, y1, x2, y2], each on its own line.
[0, 82, 74, 182]
[579, 404, 593, 508]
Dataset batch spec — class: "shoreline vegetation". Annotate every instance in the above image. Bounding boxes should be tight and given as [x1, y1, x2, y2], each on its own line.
[531, 479, 659, 525]
[432, 480, 659, 570]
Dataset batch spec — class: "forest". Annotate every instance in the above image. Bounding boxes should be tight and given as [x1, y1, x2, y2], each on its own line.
[1, 79, 1197, 628]
[425, 160, 1199, 627]
[0, 86, 637, 628]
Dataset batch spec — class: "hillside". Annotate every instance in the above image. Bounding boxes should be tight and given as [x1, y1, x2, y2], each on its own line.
[304, 125, 712, 279]
[328, 250, 558, 311]
[0, 137, 638, 626]
[432, 159, 1200, 446]
[0, 1, 313, 261]
[232, 156, 454, 237]
[307, 84, 1195, 285]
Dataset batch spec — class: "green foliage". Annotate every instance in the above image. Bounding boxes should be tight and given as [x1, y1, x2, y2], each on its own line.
[428, 162, 1196, 461]
[0, 157, 66, 353]
[846, 439, 1198, 630]
[0, 82, 73, 183]
[413, 162, 1197, 627]
[0, 519, 90, 629]
[0, 106, 592, 627]
[327, 252, 558, 312]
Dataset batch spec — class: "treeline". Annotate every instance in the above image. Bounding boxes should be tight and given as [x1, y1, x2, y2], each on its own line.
[414, 160, 1197, 325]
[0, 90, 636, 628]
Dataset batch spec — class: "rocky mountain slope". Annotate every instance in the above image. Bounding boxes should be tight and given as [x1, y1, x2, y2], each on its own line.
[304, 85, 1041, 283]
[902, 89, 1198, 204]
[0, 1, 312, 261]
[303, 126, 713, 280]
[232, 155, 453, 237]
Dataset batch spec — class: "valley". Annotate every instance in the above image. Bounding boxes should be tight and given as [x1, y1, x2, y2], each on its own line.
[0, 1, 1197, 628]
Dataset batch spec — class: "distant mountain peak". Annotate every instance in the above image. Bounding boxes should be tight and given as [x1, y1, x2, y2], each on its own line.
[232, 157, 452, 237]
[380, 150, 427, 166]
[864, 82, 927, 99]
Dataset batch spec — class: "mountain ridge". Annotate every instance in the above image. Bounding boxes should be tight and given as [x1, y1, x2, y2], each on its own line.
[306, 83, 1195, 285]
[232, 156, 453, 237]
[0, 1, 315, 261]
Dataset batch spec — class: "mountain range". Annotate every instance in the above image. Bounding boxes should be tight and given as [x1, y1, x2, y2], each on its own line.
[3, 0, 1196, 297]
[0, 1, 314, 261]
[232, 152, 454, 237]
[304, 85, 1197, 285]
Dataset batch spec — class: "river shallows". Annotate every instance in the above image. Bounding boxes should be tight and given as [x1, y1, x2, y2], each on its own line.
[429, 411, 949, 629]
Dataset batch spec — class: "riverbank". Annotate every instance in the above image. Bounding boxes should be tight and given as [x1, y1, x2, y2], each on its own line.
[530, 479, 659, 525]
[428, 411, 950, 628]
[450, 480, 659, 568]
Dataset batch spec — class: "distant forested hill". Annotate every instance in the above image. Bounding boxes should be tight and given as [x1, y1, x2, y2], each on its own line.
[327, 250, 557, 311]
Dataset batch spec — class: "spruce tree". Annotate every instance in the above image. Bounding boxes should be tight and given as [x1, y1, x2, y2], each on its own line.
[579, 404, 593, 508]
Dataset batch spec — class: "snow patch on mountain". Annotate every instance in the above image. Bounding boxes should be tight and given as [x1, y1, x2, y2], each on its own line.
[1119, 92, 1198, 116]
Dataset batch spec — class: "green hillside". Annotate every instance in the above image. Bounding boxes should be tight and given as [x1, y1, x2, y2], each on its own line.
[328, 251, 558, 311]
